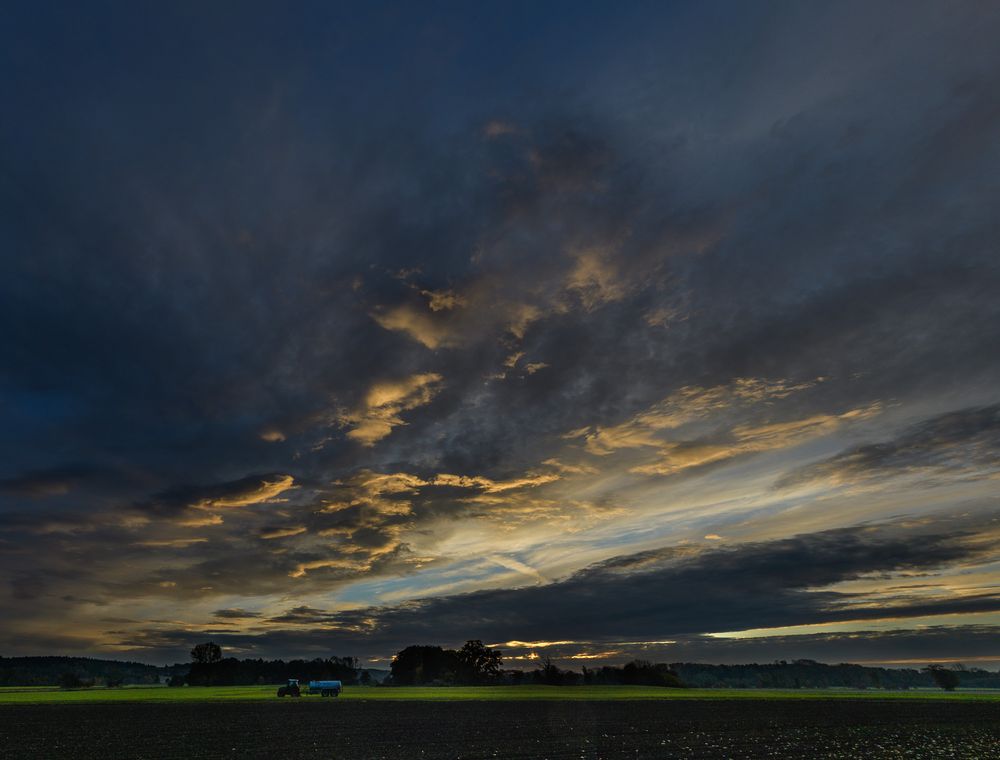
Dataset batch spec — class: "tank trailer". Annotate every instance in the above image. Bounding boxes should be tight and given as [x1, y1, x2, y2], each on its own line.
[277, 678, 342, 698]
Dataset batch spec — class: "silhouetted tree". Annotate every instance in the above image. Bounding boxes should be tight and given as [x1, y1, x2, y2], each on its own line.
[390, 646, 460, 685]
[59, 672, 83, 690]
[457, 640, 503, 684]
[925, 664, 960, 691]
[190, 642, 222, 664]
[621, 660, 685, 687]
[537, 655, 564, 685]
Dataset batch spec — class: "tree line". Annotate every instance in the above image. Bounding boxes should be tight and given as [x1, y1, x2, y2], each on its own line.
[387, 643, 685, 687]
[0, 656, 162, 687]
[1, 649, 988, 691]
[179, 642, 362, 687]
[385, 648, 989, 690]
[671, 660, 993, 690]
[176, 641, 687, 688]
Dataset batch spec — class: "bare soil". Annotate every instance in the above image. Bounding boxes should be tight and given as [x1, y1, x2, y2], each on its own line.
[2, 699, 999, 759]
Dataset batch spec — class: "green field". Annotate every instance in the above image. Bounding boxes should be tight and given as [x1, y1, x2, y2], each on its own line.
[2, 684, 999, 704]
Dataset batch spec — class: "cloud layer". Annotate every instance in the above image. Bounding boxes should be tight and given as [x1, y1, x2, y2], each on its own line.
[1, 0, 999, 666]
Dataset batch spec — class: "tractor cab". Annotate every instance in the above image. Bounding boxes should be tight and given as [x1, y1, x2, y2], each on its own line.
[277, 678, 301, 698]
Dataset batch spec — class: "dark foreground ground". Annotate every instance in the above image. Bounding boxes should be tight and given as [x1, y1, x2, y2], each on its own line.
[2, 699, 999, 759]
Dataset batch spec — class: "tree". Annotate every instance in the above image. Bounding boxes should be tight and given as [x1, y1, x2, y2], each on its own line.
[537, 655, 563, 685]
[925, 664, 960, 691]
[621, 660, 685, 688]
[190, 642, 222, 665]
[59, 672, 83, 690]
[390, 646, 460, 685]
[457, 640, 503, 684]
[359, 670, 372, 686]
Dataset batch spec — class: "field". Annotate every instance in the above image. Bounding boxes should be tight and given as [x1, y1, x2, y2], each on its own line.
[2, 697, 1000, 759]
[2, 683, 1000, 704]
[2, 688, 1000, 759]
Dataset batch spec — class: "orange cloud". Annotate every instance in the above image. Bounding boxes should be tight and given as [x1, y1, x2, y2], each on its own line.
[339, 373, 444, 446]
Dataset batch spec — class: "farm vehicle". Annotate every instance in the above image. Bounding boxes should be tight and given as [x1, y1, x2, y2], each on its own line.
[276, 678, 342, 698]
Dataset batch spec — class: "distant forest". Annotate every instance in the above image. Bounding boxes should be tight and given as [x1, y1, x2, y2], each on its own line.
[671, 661, 1000, 690]
[0, 656, 164, 687]
[3, 646, 998, 690]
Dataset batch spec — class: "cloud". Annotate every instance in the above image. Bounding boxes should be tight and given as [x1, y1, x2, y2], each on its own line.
[565, 247, 628, 310]
[186, 475, 296, 510]
[176, 514, 225, 528]
[3, 0, 1000, 666]
[778, 404, 1000, 489]
[259, 525, 307, 540]
[0, 465, 133, 500]
[421, 289, 467, 312]
[135, 538, 208, 548]
[86, 518, 997, 664]
[371, 304, 458, 350]
[632, 404, 882, 476]
[560, 377, 878, 477]
[213, 608, 261, 620]
[482, 120, 520, 139]
[492, 625, 1000, 668]
[267, 605, 337, 625]
[338, 374, 444, 446]
[430, 472, 560, 493]
[140, 474, 294, 513]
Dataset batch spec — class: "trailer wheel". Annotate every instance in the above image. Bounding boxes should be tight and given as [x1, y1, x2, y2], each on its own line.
[277, 688, 286, 698]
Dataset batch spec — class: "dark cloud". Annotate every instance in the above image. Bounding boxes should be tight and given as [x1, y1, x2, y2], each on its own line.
[509, 626, 1000, 668]
[306, 524, 987, 651]
[0, 465, 112, 499]
[66, 521, 999, 665]
[70, 519, 988, 664]
[213, 609, 261, 620]
[266, 606, 336, 625]
[778, 405, 1000, 488]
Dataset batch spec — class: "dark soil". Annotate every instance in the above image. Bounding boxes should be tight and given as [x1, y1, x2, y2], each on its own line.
[2, 699, 999, 759]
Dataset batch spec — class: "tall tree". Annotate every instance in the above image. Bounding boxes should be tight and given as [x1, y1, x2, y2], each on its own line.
[457, 640, 503, 684]
[190, 642, 222, 665]
[390, 646, 459, 685]
[924, 664, 960, 691]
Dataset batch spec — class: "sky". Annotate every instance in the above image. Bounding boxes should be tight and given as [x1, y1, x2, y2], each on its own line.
[2, 0, 1000, 669]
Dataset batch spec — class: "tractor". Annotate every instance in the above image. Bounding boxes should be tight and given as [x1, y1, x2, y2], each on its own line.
[277, 678, 301, 697]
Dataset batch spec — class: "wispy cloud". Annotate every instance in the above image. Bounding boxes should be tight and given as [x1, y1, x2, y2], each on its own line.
[338, 374, 444, 446]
